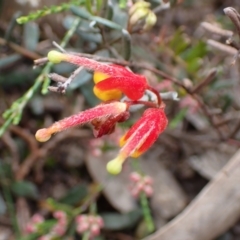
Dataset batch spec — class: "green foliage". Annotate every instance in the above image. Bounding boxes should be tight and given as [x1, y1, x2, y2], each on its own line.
[100, 209, 142, 230]
[11, 181, 39, 199]
[60, 185, 88, 205]
[17, 0, 85, 24]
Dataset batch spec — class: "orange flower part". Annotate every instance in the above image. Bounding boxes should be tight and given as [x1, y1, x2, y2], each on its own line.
[48, 51, 148, 101]
[107, 108, 168, 174]
[35, 102, 129, 142]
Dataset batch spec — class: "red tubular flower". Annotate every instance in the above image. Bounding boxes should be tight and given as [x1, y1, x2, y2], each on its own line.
[35, 101, 129, 142]
[47, 51, 148, 101]
[93, 75, 147, 101]
[107, 108, 168, 174]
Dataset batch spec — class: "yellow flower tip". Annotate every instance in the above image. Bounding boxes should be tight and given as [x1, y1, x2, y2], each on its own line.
[119, 135, 127, 147]
[93, 72, 109, 84]
[93, 87, 122, 101]
[130, 150, 142, 158]
[35, 128, 51, 142]
[106, 158, 123, 175]
[47, 50, 66, 64]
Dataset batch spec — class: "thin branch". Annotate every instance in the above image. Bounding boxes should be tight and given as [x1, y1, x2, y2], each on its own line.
[0, 37, 41, 60]
[224, 7, 240, 39]
[191, 68, 217, 94]
[207, 39, 237, 55]
[201, 22, 233, 38]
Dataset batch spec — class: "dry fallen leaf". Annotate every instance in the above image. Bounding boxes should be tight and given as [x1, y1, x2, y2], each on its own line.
[85, 150, 137, 213]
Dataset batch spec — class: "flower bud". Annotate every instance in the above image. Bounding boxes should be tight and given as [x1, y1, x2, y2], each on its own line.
[143, 11, 157, 31]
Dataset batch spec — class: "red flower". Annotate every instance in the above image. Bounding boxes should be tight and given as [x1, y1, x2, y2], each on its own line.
[107, 108, 168, 174]
[48, 51, 148, 101]
[35, 101, 129, 142]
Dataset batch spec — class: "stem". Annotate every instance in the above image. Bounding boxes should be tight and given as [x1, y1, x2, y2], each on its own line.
[41, 17, 82, 94]
[82, 231, 91, 240]
[146, 86, 162, 107]
[0, 18, 81, 137]
[140, 192, 155, 234]
[131, 160, 155, 233]
[0, 168, 21, 238]
[125, 100, 158, 109]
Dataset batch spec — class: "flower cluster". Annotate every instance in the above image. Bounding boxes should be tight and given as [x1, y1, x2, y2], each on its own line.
[76, 214, 104, 239]
[35, 51, 168, 174]
[129, 172, 154, 198]
[25, 211, 67, 240]
[25, 213, 44, 234]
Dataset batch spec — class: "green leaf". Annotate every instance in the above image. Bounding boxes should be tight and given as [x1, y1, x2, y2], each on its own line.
[122, 29, 131, 60]
[71, 6, 123, 30]
[45, 198, 73, 214]
[181, 41, 207, 62]
[23, 22, 40, 51]
[106, 0, 113, 20]
[169, 29, 189, 55]
[11, 181, 39, 199]
[0, 162, 13, 180]
[0, 193, 6, 215]
[101, 209, 142, 230]
[91, 16, 122, 29]
[70, 6, 92, 19]
[119, 0, 128, 9]
[68, 69, 92, 90]
[18, 233, 40, 240]
[38, 219, 57, 232]
[0, 54, 22, 70]
[80, 80, 100, 107]
[60, 184, 88, 205]
[85, 0, 93, 14]
[96, 0, 103, 12]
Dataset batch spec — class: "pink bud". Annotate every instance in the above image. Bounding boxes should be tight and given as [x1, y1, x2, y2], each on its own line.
[25, 224, 36, 234]
[95, 216, 104, 228]
[32, 214, 44, 224]
[53, 211, 66, 220]
[91, 148, 102, 157]
[136, 182, 144, 191]
[52, 224, 66, 236]
[131, 188, 140, 198]
[143, 176, 153, 185]
[88, 216, 95, 224]
[76, 215, 87, 223]
[76, 222, 89, 233]
[90, 224, 100, 237]
[144, 185, 154, 197]
[38, 235, 51, 240]
[129, 172, 141, 182]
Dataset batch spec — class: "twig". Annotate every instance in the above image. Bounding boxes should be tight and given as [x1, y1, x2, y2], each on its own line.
[0, 37, 41, 60]
[191, 68, 217, 94]
[0, 17, 82, 137]
[227, 120, 240, 139]
[48, 73, 67, 83]
[224, 7, 240, 39]
[207, 39, 237, 55]
[58, 66, 84, 93]
[200, 22, 233, 38]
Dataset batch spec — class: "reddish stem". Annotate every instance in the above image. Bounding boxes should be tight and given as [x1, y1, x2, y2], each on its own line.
[125, 100, 158, 109]
[146, 86, 162, 107]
